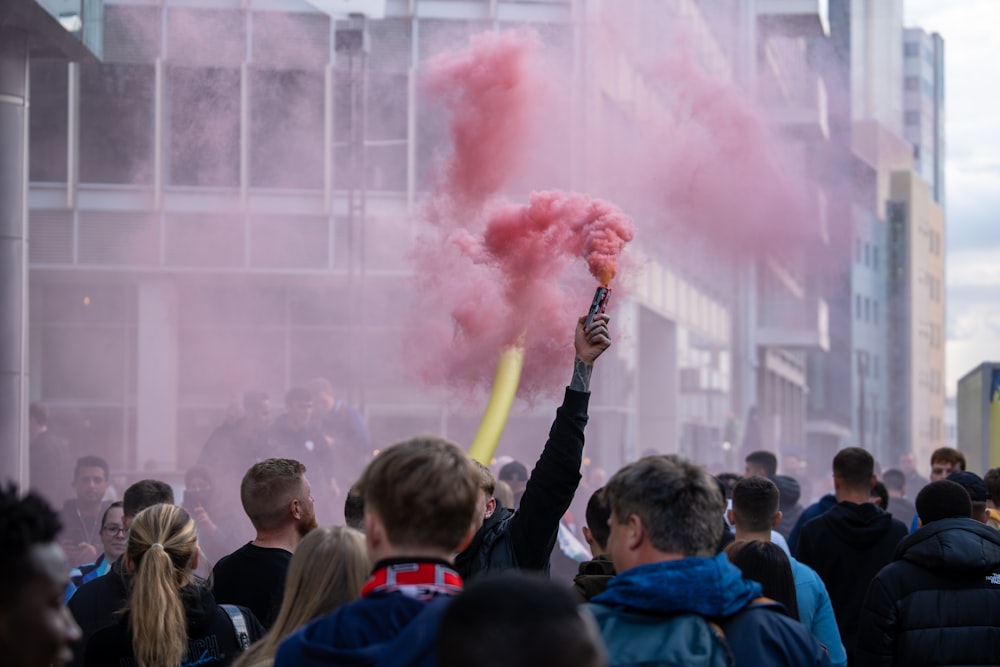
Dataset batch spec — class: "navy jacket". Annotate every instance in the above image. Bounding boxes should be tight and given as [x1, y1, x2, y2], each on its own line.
[855, 517, 1000, 666]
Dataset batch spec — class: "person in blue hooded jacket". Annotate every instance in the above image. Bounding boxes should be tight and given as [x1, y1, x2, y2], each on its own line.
[589, 454, 831, 667]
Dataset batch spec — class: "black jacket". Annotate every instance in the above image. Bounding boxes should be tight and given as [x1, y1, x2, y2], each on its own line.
[455, 388, 589, 580]
[855, 517, 1000, 667]
[68, 555, 129, 667]
[795, 501, 908, 660]
[83, 585, 264, 667]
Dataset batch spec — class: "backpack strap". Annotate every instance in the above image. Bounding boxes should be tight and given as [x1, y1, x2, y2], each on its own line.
[219, 604, 251, 649]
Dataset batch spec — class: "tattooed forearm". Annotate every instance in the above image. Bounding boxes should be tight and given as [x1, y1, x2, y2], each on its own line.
[570, 357, 594, 392]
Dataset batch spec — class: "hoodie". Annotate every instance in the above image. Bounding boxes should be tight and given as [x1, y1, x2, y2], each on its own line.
[572, 554, 616, 601]
[856, 517, 1000, 667]
[83, 585, 264, 667]
[795, 502, 908, 660]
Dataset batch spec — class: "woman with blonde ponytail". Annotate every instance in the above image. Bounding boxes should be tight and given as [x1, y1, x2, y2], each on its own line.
[84, 503, 264, 667]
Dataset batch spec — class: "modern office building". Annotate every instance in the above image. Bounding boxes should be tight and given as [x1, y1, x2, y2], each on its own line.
[12, 0, 828, 488]
[957, 363, 1000, 473]
[903, 27, 945, 206]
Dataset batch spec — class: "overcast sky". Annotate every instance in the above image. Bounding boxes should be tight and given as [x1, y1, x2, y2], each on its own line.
[904, 0, 1000, 395]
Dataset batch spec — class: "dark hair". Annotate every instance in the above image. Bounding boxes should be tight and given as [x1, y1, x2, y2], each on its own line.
[0, 484, 62, 605]
[498, 460, 529, 483]
[882, 469, 906, 493]
[123, 479, 175, 519]
[947, 471, 988, 519]
[584, 487, 611, 550]
[102, 501, 124, 528]
[29, 402, 49, 427]
[74, 455, 110, 482]
[243, 391, 269, 411]
[985, 468, 1000, 507]
[745, 451, 777, 477]
[870, 481, 889, 511]
[285, 387, 312, 406]
[915, 480, 972, 525]
[438, 572, 604, 667]
[716, 473, 742, 500]
[833, 447, 874, 490]
[725, 540, 799, 621]
[344, 482, 365, 533]
[930, 447, 966, 470]
[731, 476, 779, 533]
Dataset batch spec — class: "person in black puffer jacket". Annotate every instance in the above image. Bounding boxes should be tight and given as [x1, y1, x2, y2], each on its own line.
[855, 479, 1000, 667]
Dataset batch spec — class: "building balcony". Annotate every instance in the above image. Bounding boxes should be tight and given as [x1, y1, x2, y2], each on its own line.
[765, 73, 830, 142]
[756, 0, 829, 38]
[757, 258, 830, 351]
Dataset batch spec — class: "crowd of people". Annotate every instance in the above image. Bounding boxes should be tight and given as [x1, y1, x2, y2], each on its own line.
[4, 311, 1000, 666]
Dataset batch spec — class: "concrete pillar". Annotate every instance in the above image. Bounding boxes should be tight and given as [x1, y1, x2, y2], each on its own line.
[0, 28, 30, 486]
[136, 280, 179, 471]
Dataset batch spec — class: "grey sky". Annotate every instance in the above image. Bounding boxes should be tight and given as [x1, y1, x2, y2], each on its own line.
[904, 0, 1000, 391]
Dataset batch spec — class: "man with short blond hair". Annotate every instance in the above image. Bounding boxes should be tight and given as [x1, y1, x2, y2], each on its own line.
[213, 458, 316, 629]
[276, 436, 480, 667]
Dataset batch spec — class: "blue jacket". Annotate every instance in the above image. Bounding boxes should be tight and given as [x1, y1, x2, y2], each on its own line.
[274, 591, 451, 667]
[590, 553, 830, 666]
[789, 556, 847, 667]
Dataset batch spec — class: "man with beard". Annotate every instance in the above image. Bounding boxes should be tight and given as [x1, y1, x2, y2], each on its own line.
[212, 458, 317, 630]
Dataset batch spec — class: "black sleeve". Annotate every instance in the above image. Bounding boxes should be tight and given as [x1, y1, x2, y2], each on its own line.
[508, 388, 590, 571]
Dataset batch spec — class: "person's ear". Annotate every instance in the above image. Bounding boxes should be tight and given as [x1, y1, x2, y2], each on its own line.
[869, 475, 877, 490]
[583, 526, 595, 549]
[190, 549, 200, 572]
[484, 497, 497, 520]
[726, 508, 735, 527]
[772, 510, 783, 529]
[290, 498, 302, 521]
[625, 514, 644, 551]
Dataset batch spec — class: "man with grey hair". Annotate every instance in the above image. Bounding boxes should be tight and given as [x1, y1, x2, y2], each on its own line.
[588, 455, 830, 666]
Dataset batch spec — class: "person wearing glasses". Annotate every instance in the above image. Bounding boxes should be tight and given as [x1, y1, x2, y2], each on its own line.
[66, 501, 125, 600]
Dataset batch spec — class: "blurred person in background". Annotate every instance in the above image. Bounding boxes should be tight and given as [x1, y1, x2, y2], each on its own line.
[83, 504, 264, 667]
[984, 467, 1000, 529]
[66, 501, 126, 600]
[745, 450, 778, 479]
[0, 483, 82, 667]
[498, 460, 529, 509]
[773, 474, 803, 539]
[899, 451, 928, 498]
[307, 378, 371, 485]
[183, 465, 248, 563]
[58, 456, 113, 568]
[573, 487, 616, 601]
[881, 469, 918, 528]
[231, 526, 369, 667]
[28, 402, 72, 508]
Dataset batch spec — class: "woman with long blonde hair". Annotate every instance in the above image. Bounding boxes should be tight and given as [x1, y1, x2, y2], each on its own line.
[232, 525, 370, 667]
[84, 503, 265, 667]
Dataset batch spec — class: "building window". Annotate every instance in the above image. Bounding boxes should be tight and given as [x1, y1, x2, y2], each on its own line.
[873, 300, 880, 325]
[855, 238, 862, 263]
[855, 294, 862, 320]
[249, 69, 325, 189]
[29, 62, 69, 182]
[864, 243, 870, 266]
[904, 42, 920, 57]
[905, 110, 921, 125]
[864, 297, 871, 322]
[873, 247, 880, 271]
[167, 66, 241, 187]
[904, 76, 920, 91]
[80, 63, 156, 184]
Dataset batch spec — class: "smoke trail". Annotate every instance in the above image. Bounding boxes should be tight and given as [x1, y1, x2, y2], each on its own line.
[411, 30, 635, 399]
